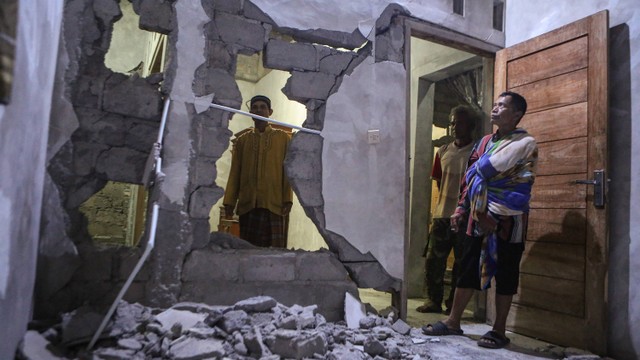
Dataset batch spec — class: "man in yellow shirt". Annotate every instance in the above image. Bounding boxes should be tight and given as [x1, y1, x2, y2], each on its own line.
[223, 95, 293, 247]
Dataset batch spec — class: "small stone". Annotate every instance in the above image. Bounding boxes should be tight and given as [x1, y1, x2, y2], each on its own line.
[118, 338, 143, 350]
[363, 337, 385, 356]
[167, 337, 226, 360]
[278, 315, 297, 330]
[220, 310, 249, 333]
[233, 296, 278, 313]
[391, 319, 411, 335]
[359, 316, 377, 329]
[388, 346, 402, 359]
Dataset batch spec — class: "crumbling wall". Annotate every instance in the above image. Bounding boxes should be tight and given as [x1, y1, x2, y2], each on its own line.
[37, 0, 444, 322]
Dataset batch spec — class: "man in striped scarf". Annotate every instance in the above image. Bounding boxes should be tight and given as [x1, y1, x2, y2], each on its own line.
[422, 91, 538, 350]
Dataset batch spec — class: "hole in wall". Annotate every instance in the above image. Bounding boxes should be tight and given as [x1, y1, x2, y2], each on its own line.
[210, 49, 327, 251]
[104, 1, 166, 77]
[79, 181, 148, 247]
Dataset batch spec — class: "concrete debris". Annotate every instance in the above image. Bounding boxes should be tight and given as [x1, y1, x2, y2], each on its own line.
[391, 319, 412, 335]
[17, 331, 65, 360]
[23, 298, 608, 360]
[344, 291, 366, 329]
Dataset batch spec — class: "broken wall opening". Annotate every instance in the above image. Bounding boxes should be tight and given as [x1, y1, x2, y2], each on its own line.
[210, 49, 326, 251]
[404, 34, 495, 319]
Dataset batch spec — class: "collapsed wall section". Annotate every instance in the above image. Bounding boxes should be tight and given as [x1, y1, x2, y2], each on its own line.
[38, 0, 410, 320]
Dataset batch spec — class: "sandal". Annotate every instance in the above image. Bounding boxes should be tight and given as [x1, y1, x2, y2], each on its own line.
[421, 321, 464, 336]
[416, 304, 442, 313]
[477, 330, 510, 349]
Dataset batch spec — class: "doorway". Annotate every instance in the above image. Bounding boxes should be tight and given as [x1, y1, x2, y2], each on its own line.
[405, 35, 495, 320]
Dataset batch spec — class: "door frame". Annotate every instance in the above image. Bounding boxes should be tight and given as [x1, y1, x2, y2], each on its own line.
[402, 17, 500, 319]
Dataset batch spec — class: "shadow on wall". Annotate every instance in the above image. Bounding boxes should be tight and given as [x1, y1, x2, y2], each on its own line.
[607, 23, 632, 360]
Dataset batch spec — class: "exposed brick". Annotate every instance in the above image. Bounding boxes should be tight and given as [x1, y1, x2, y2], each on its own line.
[135, 0, 174, 34]
[72, 141, 108, 176]
[182, 250, 241, 282]
[375, 20, 405, 63]
[103, 75, 163, 121]
[72, 246, 115, 281]
[214, 12, 265, 52]
[189, 186, 224, 219]
[297, 251, 349, 281]
[192, 65, 242, 104]
[243, 253, 296, 282]
[201, 0, 241, 16]
[95, 147, 147, 184]
[117, 249, 150, 281]
[319, 49, 355, 75]
[242, 1, 274, 24]
[205, 40, 236, 73]
[192, 157, 217, 187]
[195, 119, 232, 158]
[284, 28, 367, 50]
[283, 71, 336, 101]
[264, 39, 318, 72]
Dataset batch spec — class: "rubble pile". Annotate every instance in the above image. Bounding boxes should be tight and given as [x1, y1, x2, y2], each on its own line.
[18, 296, 432, 360]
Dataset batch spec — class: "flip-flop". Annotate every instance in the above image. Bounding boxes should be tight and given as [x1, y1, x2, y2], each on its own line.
[477, 330, 510, 349]
[421, 321, 464, 336]
[416, 304, 442, 313]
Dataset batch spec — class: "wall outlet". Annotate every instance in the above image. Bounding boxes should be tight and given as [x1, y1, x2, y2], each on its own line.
[367, 129, 380, 144]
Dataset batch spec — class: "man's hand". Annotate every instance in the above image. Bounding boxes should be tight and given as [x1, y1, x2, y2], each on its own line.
[450, 213, 463, 233]
[282, 202, 293, 216]
[224, 205, 235, 219]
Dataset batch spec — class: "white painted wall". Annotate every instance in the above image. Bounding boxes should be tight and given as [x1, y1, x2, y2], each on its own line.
[323, 59, 407, 279]
[505, 1, 640, 358]
[0, 1, 64, 357]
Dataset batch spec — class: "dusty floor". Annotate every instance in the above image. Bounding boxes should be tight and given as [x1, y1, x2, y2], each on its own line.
[360, 289, 586, 360]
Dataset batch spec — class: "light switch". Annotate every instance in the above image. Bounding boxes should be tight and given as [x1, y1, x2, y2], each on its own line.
[367, 129, 380, 144]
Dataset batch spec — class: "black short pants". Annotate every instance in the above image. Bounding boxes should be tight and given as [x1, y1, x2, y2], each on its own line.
[456, 220, 525, 295]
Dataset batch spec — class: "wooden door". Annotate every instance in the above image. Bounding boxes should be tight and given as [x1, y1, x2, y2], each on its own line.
[490, 11, 609, 354]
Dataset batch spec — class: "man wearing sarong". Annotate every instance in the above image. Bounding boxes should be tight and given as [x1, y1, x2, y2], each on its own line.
[223, 95, 293, 248]
[421, 91, 538, 350]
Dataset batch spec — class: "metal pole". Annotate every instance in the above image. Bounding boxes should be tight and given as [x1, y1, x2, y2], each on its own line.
[87, 98, 171, 351]
[207, 102, 322, 135]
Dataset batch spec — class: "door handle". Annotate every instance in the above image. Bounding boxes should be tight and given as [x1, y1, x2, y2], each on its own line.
[574, 169, 606, 208]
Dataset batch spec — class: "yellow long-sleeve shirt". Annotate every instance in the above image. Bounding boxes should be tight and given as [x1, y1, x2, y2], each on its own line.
[223, 125, 293, 216]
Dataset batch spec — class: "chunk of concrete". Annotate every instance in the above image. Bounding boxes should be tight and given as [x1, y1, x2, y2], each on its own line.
[391, 319, 411, 335]
[61, 307, 104, 345]
[359, 315, 377, 329]
[17, 331, 64, 360]
[243, 326, 269, 358]
[155, 309, 207, 333]
[268, 329, 327, 359]
[167, 337, 226, 360]
[364, 337, 386, 356]
[344, 292, 366, 329]
[92, 347, 136, 360]
[118, 338, 143, 350]
[233, 296, 278, 313]
[220, 310, 249, 333]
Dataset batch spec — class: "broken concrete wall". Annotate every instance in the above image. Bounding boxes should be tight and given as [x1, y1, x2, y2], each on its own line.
[0, 1, 64, 358]
[37, 0, 503, 326]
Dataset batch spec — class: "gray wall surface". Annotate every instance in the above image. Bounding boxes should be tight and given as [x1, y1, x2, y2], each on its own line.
[0, 1, 64, 357]
[505, 1, 640, 359]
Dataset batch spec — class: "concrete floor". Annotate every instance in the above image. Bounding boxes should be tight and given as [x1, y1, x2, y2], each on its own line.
[359, 289, 570, 359]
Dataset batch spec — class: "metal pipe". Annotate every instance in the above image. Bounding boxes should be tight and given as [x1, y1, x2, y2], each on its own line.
[87, 203, 159, 350]
[207, 102, 322, 135]
[87, 98, 171, 351]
